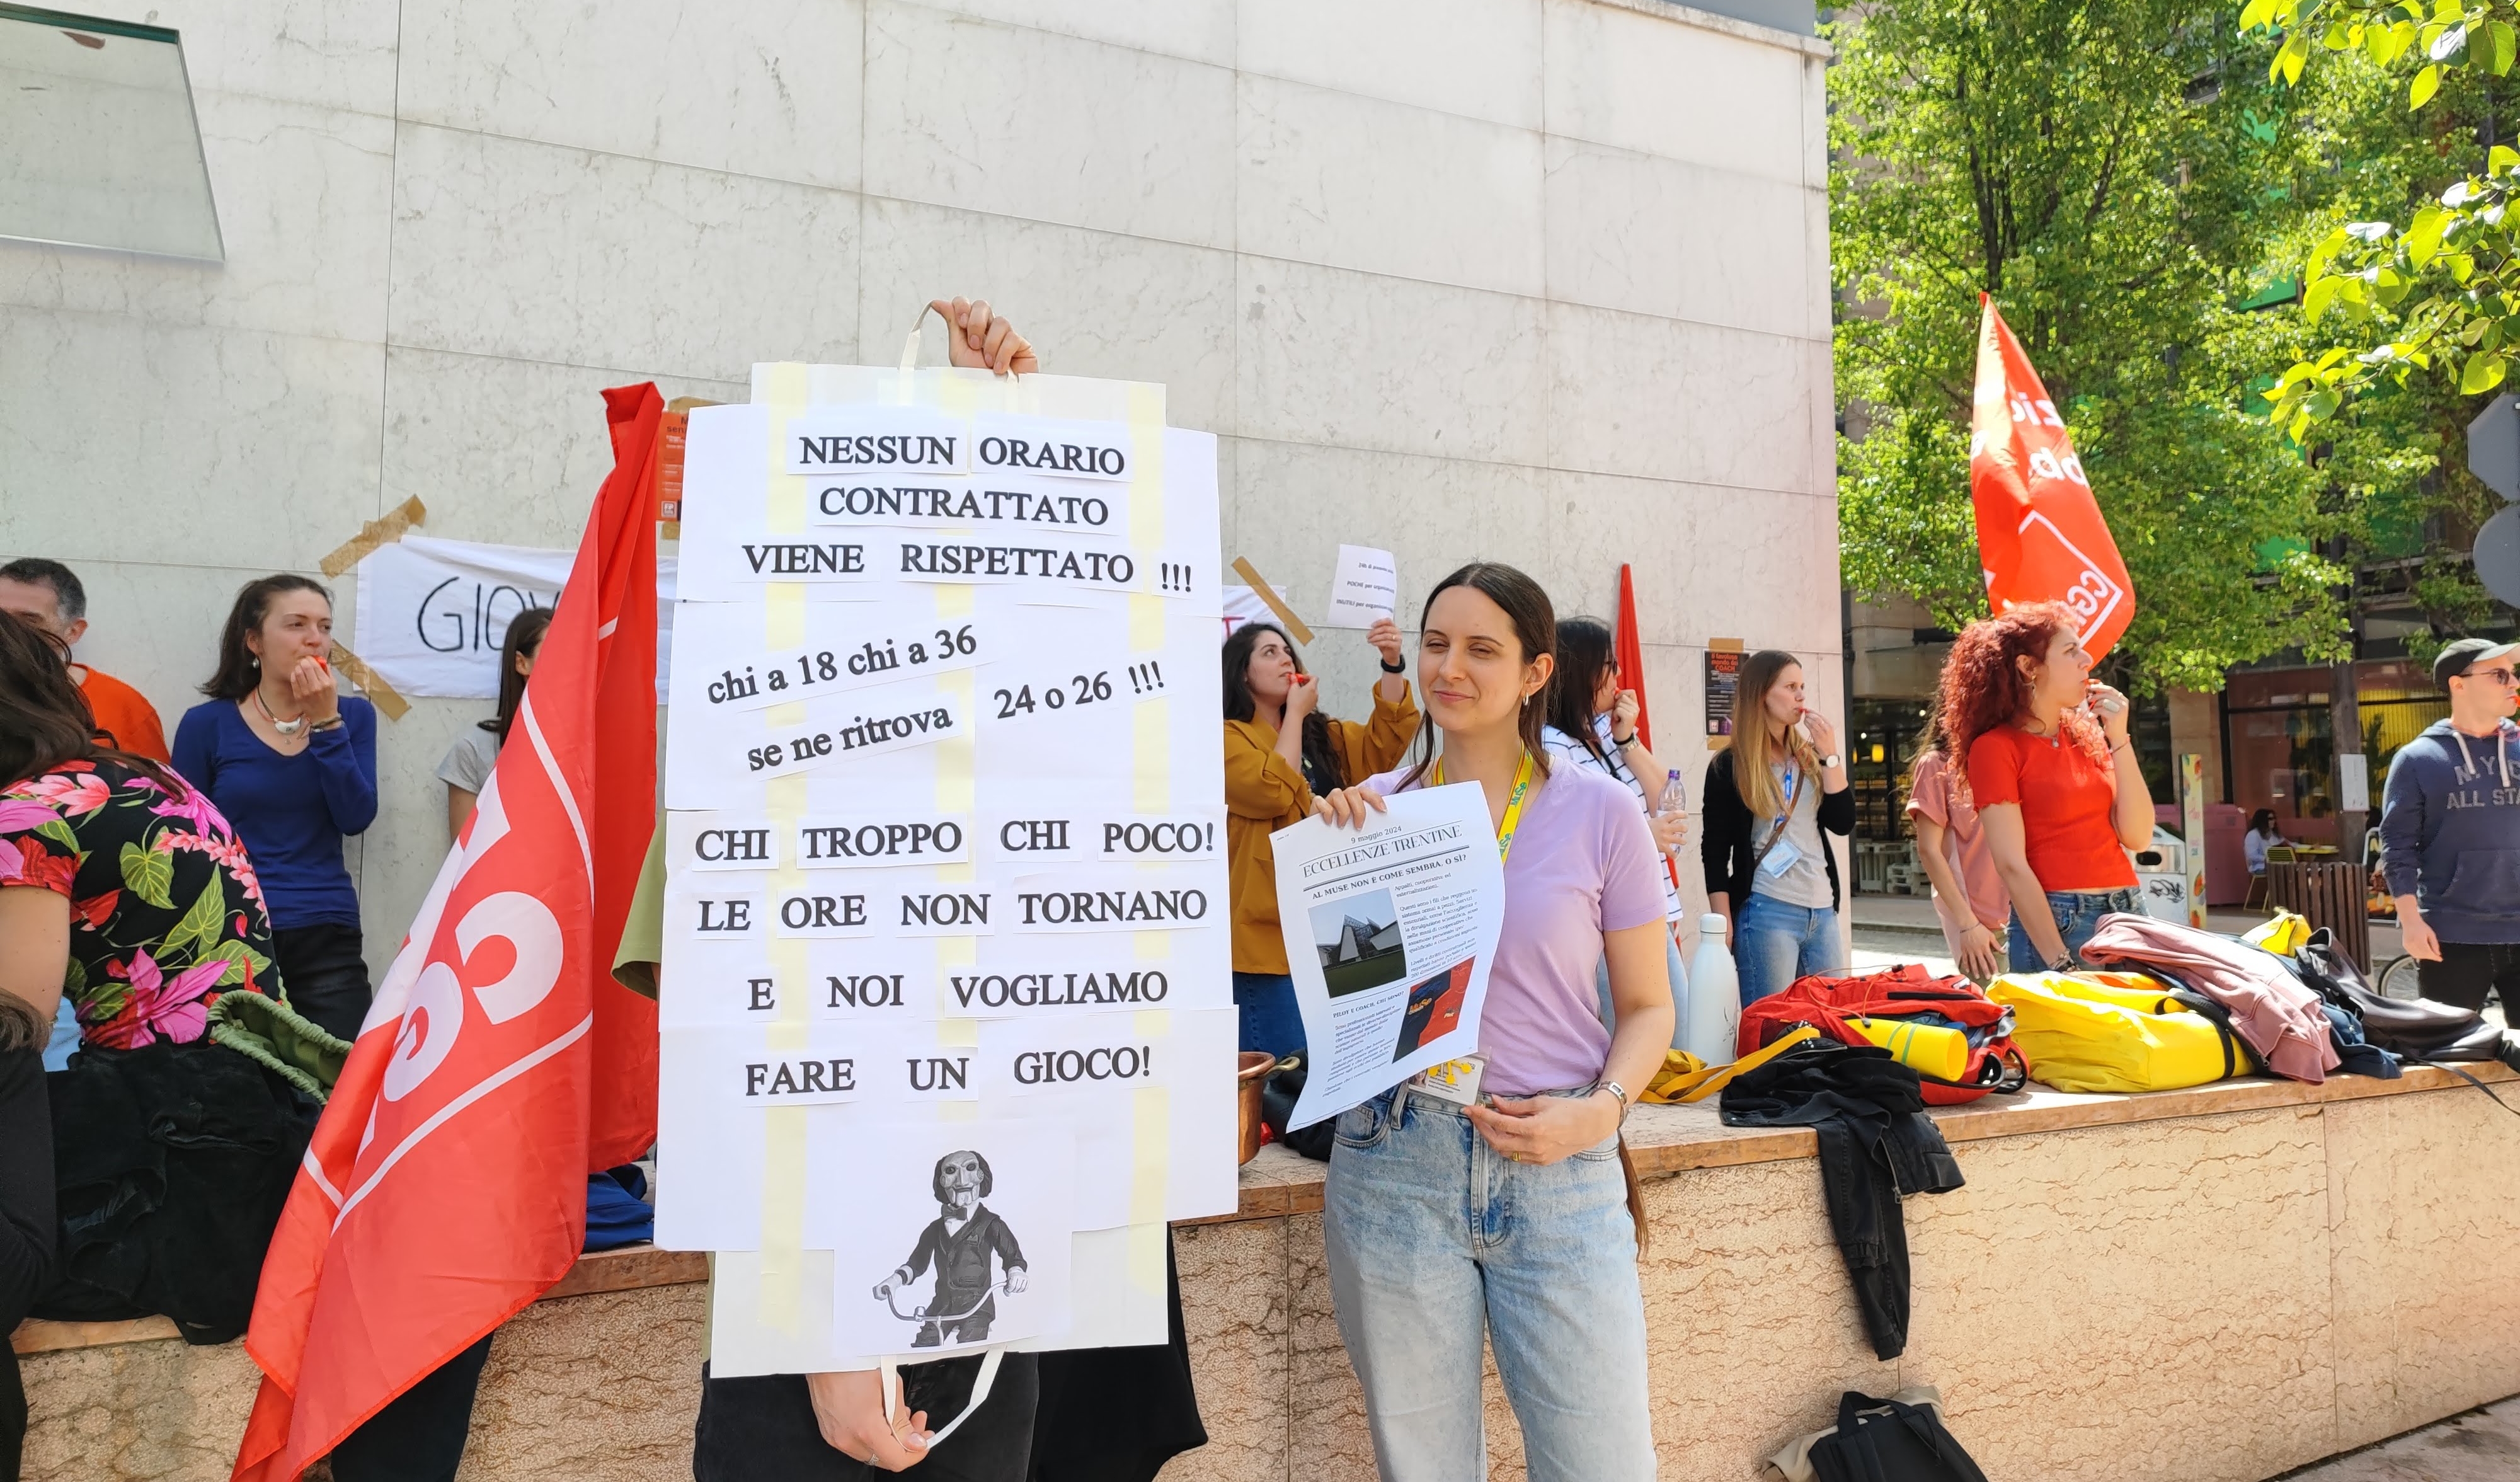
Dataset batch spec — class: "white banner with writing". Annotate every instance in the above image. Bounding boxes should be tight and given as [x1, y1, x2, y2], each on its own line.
[352, 534, 677, 701]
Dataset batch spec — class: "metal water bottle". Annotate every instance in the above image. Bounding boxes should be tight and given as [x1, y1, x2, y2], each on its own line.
[1684, 912, 1740, 1065]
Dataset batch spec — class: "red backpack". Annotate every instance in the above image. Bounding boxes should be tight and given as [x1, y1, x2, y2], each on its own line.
[1736, 964, 2029, 1105]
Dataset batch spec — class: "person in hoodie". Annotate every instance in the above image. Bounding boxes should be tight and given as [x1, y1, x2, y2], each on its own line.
[2380, 637, 2520, 1009]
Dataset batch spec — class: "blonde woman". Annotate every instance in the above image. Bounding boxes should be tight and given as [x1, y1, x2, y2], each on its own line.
[1699, 649, 1852, 1004]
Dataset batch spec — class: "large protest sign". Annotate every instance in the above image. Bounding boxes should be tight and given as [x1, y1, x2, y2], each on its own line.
[1269, 784, 1504, 1129]
[654, 363, 1235, 1376]
[352, 534, 677, 700]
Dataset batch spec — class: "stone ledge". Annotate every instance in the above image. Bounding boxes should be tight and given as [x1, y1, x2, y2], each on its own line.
[19, 1062, 2509, 1360]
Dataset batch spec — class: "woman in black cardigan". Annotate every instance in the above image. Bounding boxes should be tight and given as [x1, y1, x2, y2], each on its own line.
[1699, 650, 1854, 1005]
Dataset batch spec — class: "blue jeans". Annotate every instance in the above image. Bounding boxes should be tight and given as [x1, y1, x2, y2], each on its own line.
[1324, 1088, 1656, 1481]
[1232, 972, 1307, 1059]
[1593, 928, 1692, 1048]
[2006, 887, 2141, 972]
[1734, 892, 1846, 1006]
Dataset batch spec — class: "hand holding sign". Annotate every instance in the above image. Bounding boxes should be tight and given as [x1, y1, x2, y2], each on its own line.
[1326, 545, 1399, 629]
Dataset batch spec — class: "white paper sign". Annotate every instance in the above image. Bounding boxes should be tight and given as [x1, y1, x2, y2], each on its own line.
[656, 366, 1235, 1374]
[1324, 544, 1399, 628]
[351, 534, 677, 700]
[1271, 782, 1506, 1129]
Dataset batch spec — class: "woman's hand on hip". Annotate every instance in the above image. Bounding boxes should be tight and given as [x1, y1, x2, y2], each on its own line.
[290, 656, 342, 725]
[1466, 1091, 1620, 1166]
[1313, 785, 1387, 829]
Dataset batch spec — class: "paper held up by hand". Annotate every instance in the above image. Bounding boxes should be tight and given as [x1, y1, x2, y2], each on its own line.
[1324, 545, 1400, 628]
[1270, 782, 1504, 1129]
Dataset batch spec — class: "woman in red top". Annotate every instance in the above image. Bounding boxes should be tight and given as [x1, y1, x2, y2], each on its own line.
[1943, 603, 2155, 972]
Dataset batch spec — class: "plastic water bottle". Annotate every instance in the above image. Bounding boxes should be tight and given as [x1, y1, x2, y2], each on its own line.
[1684, 912, 1740, 1065]
[1654, 768, 1687, 819]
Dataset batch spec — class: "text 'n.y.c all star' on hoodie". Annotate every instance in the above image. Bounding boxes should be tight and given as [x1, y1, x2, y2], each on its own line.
[2380, 717, 2520, 945]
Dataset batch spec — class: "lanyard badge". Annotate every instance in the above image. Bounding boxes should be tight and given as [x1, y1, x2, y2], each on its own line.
[1431, 750, 1536, 865]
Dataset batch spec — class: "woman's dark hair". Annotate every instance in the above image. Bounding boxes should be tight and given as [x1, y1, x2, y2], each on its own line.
[203, 575, 332, 701]
[1221, 621, 1345, 790]
[1400, 562, 1557, 789]
[0, 612, 181, 793]
[481, 606, 555, 738]
[1547, 616, 1617, 764]
[2249, 808, 2280, 837]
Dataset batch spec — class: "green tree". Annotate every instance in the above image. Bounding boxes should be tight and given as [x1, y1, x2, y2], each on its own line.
[1832, 0, 2434, 689]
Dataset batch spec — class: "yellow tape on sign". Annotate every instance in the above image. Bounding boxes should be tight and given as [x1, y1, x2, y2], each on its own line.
[1132, 699, 1171, 815]
[757, 1107, 810, 1330]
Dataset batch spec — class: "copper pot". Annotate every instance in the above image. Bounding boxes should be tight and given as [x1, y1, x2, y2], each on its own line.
[1236, 1051, 1278, 1164]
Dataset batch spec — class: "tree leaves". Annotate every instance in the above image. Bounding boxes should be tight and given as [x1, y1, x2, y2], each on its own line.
[2410, 61, 2443, 106]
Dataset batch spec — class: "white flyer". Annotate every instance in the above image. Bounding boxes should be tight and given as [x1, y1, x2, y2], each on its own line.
[655, 363, 1235, 1376]
[1323, 544, 1400, 628]
[1270, 781, 1505, 1129]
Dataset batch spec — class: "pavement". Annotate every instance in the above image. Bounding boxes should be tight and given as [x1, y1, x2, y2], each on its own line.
[2272, 1398, 2520, 1481]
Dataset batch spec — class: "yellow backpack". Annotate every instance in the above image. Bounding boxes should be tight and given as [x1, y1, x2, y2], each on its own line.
[1984, 972, 2250, 1094]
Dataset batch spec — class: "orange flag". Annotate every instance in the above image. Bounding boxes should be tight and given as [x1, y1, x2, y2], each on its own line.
[1968, 296, 2135, 658]
[231, 384, 665, 1481]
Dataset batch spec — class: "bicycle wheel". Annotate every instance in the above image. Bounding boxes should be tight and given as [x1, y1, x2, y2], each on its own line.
[2375, 954, 2424, 1000]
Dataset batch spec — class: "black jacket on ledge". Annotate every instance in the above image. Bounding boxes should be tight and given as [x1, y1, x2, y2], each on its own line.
[1699, 746, 1857, 912]
[1721, 1038, 1964, 1360]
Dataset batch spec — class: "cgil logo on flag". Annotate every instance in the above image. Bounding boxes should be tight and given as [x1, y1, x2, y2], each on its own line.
[1967, 296, 2135, 658]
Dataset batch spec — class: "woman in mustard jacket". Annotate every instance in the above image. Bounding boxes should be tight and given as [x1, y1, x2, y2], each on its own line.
[1223, 619, 1418, 1056]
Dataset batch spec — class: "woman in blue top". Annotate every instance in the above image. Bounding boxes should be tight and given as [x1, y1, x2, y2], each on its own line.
[172, 575, 377, 1042]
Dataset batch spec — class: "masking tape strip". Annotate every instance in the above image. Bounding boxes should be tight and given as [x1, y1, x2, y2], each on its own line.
[320, 495, 427, 578]
[324, 643, 409, 721]
[756, 1106, 810, 1331]
[1230, 558, 1313, 646]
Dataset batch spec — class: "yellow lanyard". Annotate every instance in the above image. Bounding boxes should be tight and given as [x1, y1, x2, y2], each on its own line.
[1431, 750, 1536, 865]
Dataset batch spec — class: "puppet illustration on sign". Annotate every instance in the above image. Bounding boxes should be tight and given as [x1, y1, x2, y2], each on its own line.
[873, 1149, 1030, 1347]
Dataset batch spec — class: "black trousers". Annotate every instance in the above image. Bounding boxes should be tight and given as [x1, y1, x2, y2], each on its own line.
[270, 922, 373, 1044]
[692, 1353, 1040, 1482]
[2418, 941, 2520, 1014]
[0, 1045, 57, 1482]
[328, 1335, 495, 1482]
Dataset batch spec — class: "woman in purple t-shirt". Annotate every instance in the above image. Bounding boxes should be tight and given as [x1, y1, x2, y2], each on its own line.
[1310, 563, 1671, 1480]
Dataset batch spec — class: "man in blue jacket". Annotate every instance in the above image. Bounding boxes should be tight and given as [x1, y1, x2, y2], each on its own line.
[2381, 637, 2520, 1008]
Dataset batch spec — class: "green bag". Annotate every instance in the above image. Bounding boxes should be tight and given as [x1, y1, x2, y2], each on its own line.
[208, 991, 351, 1101]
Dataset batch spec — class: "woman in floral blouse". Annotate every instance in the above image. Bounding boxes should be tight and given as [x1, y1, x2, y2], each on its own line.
[0, 611, 310, 1350]
[1, 629, 279, 1049]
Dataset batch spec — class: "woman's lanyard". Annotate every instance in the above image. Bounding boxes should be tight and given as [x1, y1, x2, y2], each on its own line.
[1431, 750, 1536, 864]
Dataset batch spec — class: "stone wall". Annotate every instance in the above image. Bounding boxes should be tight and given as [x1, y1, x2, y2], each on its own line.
[35, 1070, 2490, 1481]
[0, 0, 1835, 980]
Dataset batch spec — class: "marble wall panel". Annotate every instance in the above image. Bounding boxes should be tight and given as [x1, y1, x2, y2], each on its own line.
[1540, 0, 1807, 185]
[2325, 1089, 2520, 1450]
[1544, 301, 1814, 493]
[396, 0, 864, 190]
[353, 687, 486, 977]
[855, 199, 1238, 435]
[1901, 1110, 2337, 1482]
[69, 0, 401, 117]
[1547, 473, 1838, 655]
[387, 123, 860, 382]
[907, 0, 1237, 64]
[1172, 1217, 1293, 1482]
[0, 309, 382, 573]
[0, 91, 393, 343]
[1541, 137, 1816, 341]
[20, 1335, 260, 1482]
[861, 3, 1236, 251]
[1238, 76, 1544, 299]
[380, 347, 748, 551]
[1236, 258, 1546, 466]
[1236, 0, 1544, 132]
[1544, 467, 1697, 643]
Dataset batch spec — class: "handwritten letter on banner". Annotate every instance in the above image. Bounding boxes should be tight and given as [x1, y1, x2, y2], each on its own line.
[655, 365, 1235, 1376]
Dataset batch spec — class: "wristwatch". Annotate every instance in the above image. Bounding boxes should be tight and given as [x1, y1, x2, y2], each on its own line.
[1596, 1080, 1632, 1125]
[1819, 752, 1842, 769]
[1378, 657, 1407, 674]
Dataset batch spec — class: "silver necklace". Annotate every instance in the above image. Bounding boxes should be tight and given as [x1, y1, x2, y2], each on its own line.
[255, 686, 306, 737]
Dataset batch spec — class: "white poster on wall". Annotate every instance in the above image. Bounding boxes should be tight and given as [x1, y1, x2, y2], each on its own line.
[352, 535, 677, 700]
[655, 363, 1236, 1377]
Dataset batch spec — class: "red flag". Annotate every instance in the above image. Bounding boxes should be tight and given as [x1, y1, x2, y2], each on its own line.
[1968, 296, 2135, 658]
[231, 385, 665, 1482]
[1613, 565, 1685, 906]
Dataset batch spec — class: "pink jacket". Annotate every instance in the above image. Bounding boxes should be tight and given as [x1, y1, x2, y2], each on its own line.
[2080, 915, 2340, 1083]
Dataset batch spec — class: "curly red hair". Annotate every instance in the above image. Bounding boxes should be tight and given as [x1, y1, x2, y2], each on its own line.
[1940, 602, 2108, 792]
